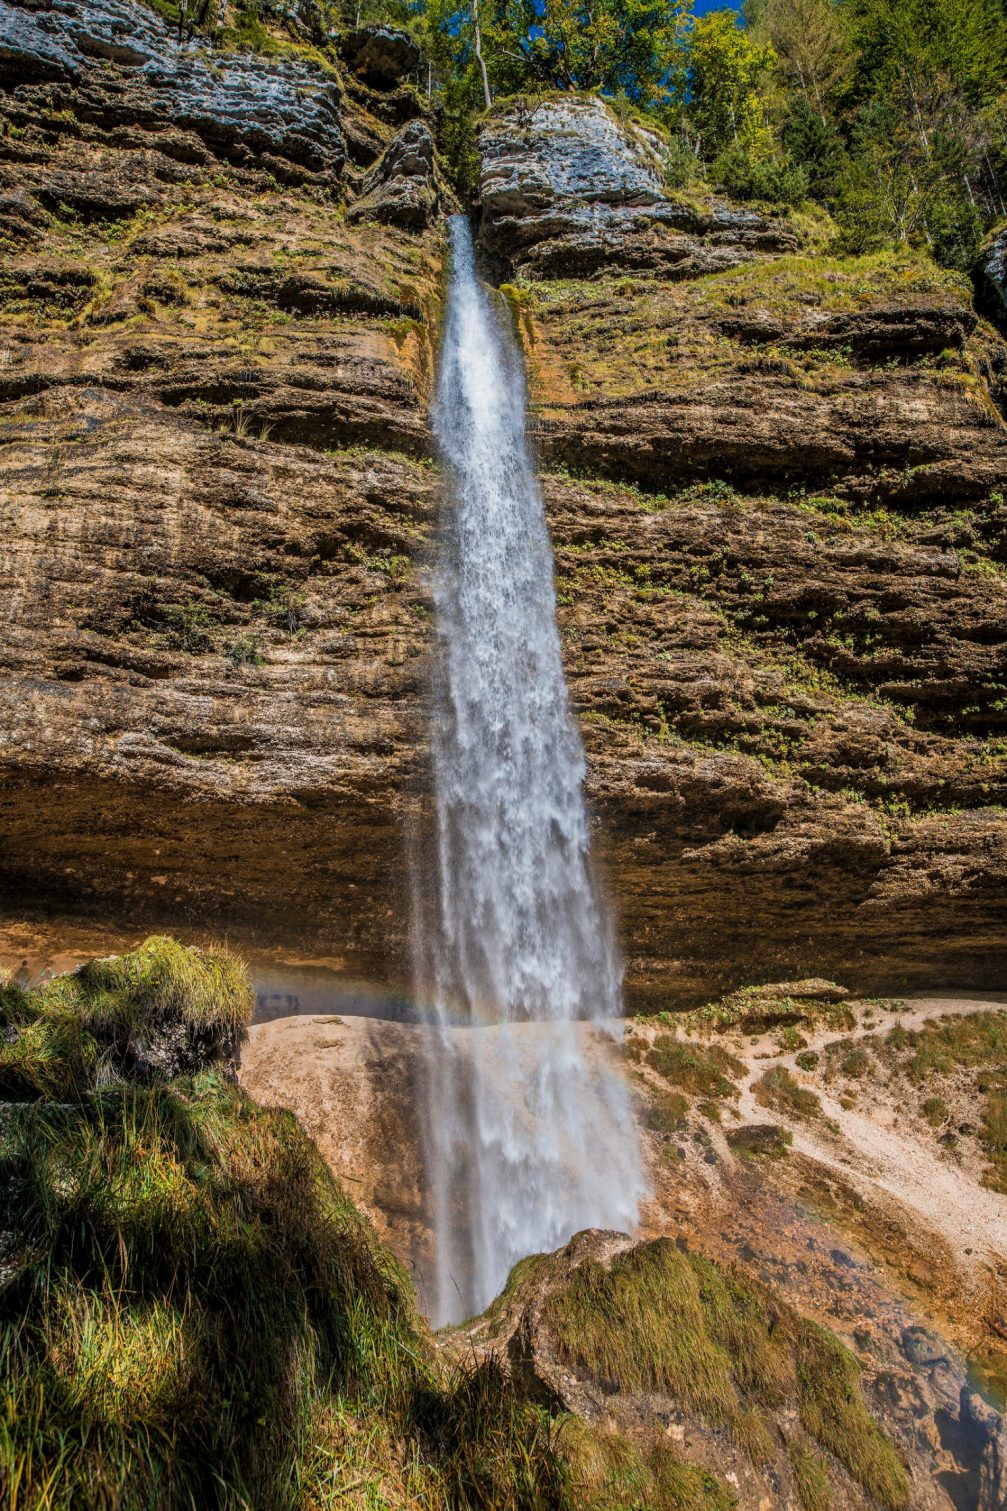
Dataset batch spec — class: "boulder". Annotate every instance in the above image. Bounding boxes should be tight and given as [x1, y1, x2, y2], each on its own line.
[347, 119, 440, 230]
[338, 24, 419, 88]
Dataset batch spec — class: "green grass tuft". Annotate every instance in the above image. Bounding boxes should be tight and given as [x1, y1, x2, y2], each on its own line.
[753, 1067, 821, 1120]
[647, 1037, 744, 1099]
[790, 1441, 832, 1511]
[796, 1324, 909, 1509]
[47, 934, 254, 1037]
[543, 1238, 906, 1507]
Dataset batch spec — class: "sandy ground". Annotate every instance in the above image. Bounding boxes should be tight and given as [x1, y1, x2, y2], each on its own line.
[725, 995, 1007, 1308]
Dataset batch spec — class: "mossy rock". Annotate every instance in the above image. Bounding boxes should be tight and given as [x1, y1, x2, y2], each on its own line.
[476, 1232, 909, 1511]
[726, 1122, 793, 1159]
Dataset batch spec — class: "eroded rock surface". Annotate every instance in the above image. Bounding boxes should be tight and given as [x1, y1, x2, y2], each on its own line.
[338, 23, 419, 88]
[347, 119, 443, 229]
[0, 0, 346, 180]
[0, 55, 1005, 1006]
[478, 95, 797, 278]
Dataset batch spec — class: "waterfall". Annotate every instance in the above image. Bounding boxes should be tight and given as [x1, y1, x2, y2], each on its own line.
[416, 216, 646, 1326]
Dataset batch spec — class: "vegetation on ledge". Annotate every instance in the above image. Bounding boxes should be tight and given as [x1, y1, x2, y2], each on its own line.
[0, 939, 568, 1510]
[540, 1237, 910, 1510]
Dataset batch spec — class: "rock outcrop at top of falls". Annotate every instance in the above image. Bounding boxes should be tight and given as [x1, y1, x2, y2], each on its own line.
[477, 95, 798, 279]
[1, 9, 1006, 1010]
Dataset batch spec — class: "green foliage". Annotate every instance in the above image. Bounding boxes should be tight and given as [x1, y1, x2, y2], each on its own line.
[781, 97, 847, 197]
[520, 0, 692, 103]
[712, 143, 809, 205]
[688, 10, 776, 158]
[753, 1066, 821, 1118]
[647, 1035, 744, 1098]
[0, 942, 575, 1510]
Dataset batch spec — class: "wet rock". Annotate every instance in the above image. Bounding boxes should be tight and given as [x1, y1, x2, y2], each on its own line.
[127, 1013, 243, 1081]
[347, 120, 441, 230]
[960, 1386, 1007, 1510]
[338, 24, 420, 88]
[900, 1325, 949, 1368]
[477, 95, 796, 278]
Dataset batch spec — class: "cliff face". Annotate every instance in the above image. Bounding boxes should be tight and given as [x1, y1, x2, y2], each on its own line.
[1, 12, 1006, 1005]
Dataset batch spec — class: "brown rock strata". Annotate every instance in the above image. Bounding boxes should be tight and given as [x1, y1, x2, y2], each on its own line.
[0, 25, 1006, 1007]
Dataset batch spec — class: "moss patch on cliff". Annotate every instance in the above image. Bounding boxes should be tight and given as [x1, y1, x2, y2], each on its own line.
[0, 941, 571, 1510]
[542, 1239, 909, 1509]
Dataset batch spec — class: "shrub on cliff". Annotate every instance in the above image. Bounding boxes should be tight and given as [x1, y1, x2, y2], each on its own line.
[0, 940, 566, 1510]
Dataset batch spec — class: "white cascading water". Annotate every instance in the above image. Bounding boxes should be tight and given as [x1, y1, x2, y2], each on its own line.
[416, 216, 646, 1325]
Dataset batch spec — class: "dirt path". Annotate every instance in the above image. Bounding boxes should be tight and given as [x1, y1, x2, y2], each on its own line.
[729, 993, 1007, 1295]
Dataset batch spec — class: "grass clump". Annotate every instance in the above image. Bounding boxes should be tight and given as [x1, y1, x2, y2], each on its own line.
[982, 1093, 1007, 1193]
[0, 939, 574, 1510]
[796, 1324, 909, 1509]
[643, 1090, 690, 1132]
[542, 1238, 905, 1505]
[558, 1419, 737, 1510]
[648, 1036, 744, 1100]
[790, 1442, 832, 1511]
[727, 1124, 793, 1159]
[52, 934, 254, 1036]
[753, 1067, 821, 1120]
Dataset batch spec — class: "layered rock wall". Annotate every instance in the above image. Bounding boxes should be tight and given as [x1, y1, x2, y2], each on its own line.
[1, 22, 1006, 1004]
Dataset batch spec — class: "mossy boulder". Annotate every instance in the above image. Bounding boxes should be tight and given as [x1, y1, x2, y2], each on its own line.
[455, 1229, 910, 1511]
[1, 935, 254, 1089]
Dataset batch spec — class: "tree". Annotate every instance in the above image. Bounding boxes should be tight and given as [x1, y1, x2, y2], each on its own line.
[781, 95, 846, 196]
[746, 0, 851, 120]
[518, 0, 692, 105]
[687, 10, 775, 159]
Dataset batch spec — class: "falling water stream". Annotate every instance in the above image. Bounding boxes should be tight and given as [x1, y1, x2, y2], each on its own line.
[416, 216, 645, 1325]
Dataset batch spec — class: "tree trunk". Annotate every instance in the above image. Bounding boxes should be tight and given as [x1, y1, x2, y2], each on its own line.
[473, 0, 492, 110]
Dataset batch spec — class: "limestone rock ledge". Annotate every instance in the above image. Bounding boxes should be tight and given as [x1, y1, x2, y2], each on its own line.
[478, 95, 797, 279]
[0, 0, 346, 182]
